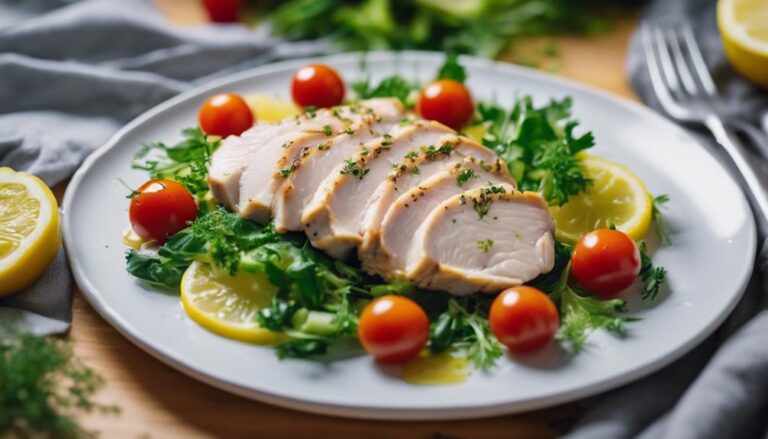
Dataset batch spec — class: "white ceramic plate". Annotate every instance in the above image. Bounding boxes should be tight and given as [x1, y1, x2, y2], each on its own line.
[62, 52, 756, 420]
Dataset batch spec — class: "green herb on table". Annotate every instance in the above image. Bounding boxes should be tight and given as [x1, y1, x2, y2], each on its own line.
[0, 333, 117, 438]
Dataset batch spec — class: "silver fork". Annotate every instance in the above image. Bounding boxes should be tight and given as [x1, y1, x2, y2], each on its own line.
[642, 19, 768, 220]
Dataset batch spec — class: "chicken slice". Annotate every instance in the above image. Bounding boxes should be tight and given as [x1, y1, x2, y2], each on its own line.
[272, 114, 401, 233]
[409, 185, 555, 295]
[237, 98, 403, 223]
[363, 157, 513, 277]
[358, 138, 506, 267]
[208, 123, 281, 210]
[301, 120, 456, 258]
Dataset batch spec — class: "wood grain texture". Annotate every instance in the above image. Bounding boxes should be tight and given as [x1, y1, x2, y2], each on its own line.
[63, 2, 638, 437]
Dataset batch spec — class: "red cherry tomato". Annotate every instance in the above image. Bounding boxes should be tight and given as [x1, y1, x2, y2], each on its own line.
[417, 79, 474, 130]
[129, 179, 198, 243]
[358, 295, 429, 363]
[202, 0, 242, 23]
[198, 93, 254, 137]
[571, 229, 641, 298]
[489, 286, 559, 353]
[291, 64, 345, 108]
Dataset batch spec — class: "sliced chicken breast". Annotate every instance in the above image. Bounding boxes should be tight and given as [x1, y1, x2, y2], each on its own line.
[301, 120, 456, 258]
[409, 186, 555, 295]
[208, 124, 279, 210]
[363, 157, 513, 277]
[237, 99, 403, 223]
[272, 114, 401, 233]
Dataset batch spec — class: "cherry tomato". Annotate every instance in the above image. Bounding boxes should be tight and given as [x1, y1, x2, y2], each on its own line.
[291, 64, 345, 108]
[198, 93, 254, 137]
[129, 179, 198, 243]
[358, 295, 429, 363]
[489, 286, 559, 353]
[571, 229, 641, 298]
[417, 79, 474, 130]
[202, 0, 242, 23]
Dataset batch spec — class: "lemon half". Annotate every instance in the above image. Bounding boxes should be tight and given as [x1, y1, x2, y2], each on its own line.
[0, 168, 61, 296]
[549, 155, 652, 244]
[180, 261, 286, 344]
[718, 0, 768, 87]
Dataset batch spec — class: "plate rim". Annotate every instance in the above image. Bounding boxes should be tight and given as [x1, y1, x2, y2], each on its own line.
[61, 50, 757, 420]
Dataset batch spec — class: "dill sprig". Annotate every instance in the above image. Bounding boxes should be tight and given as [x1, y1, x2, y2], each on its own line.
[0, 333, 118, 438]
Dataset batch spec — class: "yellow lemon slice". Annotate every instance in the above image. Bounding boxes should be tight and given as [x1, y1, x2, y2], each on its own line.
[549, 155, 652, 244]
[0, 167, 60, 296]
[180, 261, 286, 344]
[718, 0, 768, 87]
[245, 94, 301, 123]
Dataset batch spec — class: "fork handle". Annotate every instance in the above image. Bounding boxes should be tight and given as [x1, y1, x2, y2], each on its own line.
[705, 116, 768, 221]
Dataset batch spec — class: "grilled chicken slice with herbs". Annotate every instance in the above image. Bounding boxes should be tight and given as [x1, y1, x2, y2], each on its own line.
[301, 120, 456, 258]
[272, 113, 402, 232]
[358, 139, 505, 263]
[408, 186, 555, 295]
[363, 157, 513, 277]
[236, 98, 404, 223]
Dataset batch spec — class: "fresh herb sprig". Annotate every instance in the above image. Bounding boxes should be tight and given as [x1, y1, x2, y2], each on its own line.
[477, 97, 594, 206]
[0, 333, 117, 438]
[132, 128, 220, 198]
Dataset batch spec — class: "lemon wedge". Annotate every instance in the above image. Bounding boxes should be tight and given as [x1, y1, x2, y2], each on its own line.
[0, 168, 61, 296]
[245, 94, 301, 123]
[718, 0, 768, 87]
[549, 155, 652, 244]
[180, 261, 286, 344]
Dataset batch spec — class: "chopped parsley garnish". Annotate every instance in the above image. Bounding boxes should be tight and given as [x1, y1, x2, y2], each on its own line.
[423, 142, 453, 160]
[469, 184, 506, 219]
[456, 168, 476, 187]
[638, 240, 667, 302]
[477, 239, 494, 252]
[322, 125, 333, 136]
[404, 150, 419, 161]
[340, 159, 370, 180]
[411, 166, 420, 175]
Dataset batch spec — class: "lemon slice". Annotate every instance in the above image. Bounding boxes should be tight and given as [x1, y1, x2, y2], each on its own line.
[718, 0, 768, 87]
[245, 94, 301, 123]
[180, 261, 286, 344]
[549, 155, 652, 244]
[0, 168, 61, 296]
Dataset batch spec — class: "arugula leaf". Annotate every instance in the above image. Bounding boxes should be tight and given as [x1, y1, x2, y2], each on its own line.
[478, 97, 594, 206]
[132, 128, 220, 198]
[125, 250, 187, 289]
[542, 248, 637, 353]
[428, 298, 503, 370]
[436, 53, 466, 83]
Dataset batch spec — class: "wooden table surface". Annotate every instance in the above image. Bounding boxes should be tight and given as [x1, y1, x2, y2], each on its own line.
[63, 2, 640, 437]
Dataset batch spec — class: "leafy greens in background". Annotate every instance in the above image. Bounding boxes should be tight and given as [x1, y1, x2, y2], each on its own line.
[263, 0, 619, 58]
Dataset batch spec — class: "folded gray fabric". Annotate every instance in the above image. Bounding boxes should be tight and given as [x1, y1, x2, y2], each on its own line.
[0, 0, 325, 335]
[567, 1, 768, 438]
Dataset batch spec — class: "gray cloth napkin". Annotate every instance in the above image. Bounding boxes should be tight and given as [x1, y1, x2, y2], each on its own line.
[0, 0, 325, 335]
[566, 1, 768, 438]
